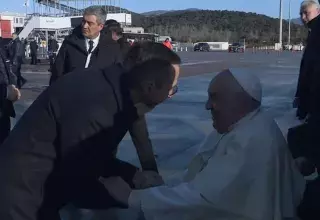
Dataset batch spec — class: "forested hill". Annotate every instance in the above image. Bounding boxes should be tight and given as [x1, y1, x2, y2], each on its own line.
[131, 10, 307, 44]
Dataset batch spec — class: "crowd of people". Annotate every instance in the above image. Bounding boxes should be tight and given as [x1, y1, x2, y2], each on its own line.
[0, 1, 319, 219]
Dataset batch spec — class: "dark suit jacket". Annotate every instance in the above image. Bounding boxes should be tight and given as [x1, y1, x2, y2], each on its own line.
[49, 29, 122, 85]
[0, 65, 159, 220]
[295, 15, 320, 118]
[0, 48, 16, 118]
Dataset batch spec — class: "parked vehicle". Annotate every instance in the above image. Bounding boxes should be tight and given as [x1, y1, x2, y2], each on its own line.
[228, 43, 245, 53]
[194, 42, 210, 52]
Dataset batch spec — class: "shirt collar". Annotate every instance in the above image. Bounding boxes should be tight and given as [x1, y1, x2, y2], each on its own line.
[85, 33, 100, 45]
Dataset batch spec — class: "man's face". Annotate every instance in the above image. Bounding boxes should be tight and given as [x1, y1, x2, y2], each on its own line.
[300, 5, 320, 24]
[205, 71, 235, 133]
[82, 15, 104, 39]
[112, 31, 120, 41]
[142, 64, 180, 109]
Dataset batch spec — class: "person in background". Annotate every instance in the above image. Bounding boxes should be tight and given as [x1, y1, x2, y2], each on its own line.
[20, 38, 27, 62]
[293, 0, 320, 115]
[101, 68, 305, 220]
[0, 47, 21, 144]
[163, 38, 173, 50]
[49, 6, 122, 85]
[104, 19, 131, 57]
[289, 1, 320, 219]
[29, 38, 38, 65]
[7, 33, 27, 89]
[48, 35, 59, 72]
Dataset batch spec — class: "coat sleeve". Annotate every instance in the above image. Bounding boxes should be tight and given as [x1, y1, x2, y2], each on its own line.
[128, 115, 158, 172]
[49, 40, 67, 85]
[0, 52, 8, 106]
[295, 59, 305, 99]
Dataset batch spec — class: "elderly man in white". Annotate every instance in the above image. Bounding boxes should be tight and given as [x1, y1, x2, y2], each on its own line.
[101, 69, 306, 220]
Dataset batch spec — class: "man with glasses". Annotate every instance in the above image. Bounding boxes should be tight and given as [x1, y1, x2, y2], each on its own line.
[0, 42, 181, 220]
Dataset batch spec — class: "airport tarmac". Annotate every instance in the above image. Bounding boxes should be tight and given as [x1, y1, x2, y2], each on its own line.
[17, 51, 303, 219]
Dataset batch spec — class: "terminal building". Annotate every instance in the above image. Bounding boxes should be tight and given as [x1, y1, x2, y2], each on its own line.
[0, 0, 138, 41]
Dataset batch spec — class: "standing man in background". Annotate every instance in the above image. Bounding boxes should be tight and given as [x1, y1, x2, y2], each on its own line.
[48, 35, 59, 72]
[49, 6, 122, 85]
[163, 38, 173, 50]
[7, 33, 27, 89]
[288, 1, 320, 219]
[29, 38, 38, 65]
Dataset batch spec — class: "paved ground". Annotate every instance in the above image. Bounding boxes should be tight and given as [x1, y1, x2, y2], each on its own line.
[16, 50, 303, 220]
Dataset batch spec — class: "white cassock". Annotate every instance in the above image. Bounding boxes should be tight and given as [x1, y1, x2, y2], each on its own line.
[128, 108, 306, 220]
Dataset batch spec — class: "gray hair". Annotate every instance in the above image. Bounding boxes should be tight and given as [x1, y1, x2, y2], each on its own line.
[300, 0, 320, 11]
[83, 6, 106, 25]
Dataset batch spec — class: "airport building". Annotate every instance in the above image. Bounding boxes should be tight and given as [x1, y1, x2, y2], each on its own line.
[0, 0, 134, 41]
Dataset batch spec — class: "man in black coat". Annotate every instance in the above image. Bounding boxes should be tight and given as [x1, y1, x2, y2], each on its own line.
[0, 41, 181, 220]
[49, 6, 122, 85]
[104, 19, 131, 57]
[48, 36, 59, 72]
[0, 48, 20, 144]
[29, 39, 38, 65]
[7, 33, 27, 89]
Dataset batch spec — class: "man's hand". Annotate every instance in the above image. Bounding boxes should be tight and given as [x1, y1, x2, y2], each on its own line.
[7, 85, 21, 102]
[133, 170, 164, 189]
[99, 176, 131, 207]
[295, 157, 316, 176]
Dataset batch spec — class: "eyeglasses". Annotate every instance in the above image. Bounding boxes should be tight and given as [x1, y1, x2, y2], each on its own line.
[168, 85, 178, 98]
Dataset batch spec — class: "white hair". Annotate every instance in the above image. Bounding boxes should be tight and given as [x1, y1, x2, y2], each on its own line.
[300, 0, 320, 11]
[83, 6, 106, 25]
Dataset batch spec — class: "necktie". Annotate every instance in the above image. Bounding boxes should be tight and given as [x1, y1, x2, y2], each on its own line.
[88, 40, 94, 54]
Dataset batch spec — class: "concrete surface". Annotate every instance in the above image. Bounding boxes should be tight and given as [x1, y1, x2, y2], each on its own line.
[15, 50, 302, 219]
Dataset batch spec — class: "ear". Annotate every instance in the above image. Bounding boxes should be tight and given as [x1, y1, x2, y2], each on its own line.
[140, 80, 156, 94]
[98, 23, 104, 31]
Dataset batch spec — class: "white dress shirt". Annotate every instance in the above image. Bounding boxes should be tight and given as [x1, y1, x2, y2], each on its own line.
[84, 34, 100, 68]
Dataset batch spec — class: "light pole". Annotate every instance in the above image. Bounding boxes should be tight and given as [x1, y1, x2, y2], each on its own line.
[279, 0, 283, 47]
[288, 0, 291, 45]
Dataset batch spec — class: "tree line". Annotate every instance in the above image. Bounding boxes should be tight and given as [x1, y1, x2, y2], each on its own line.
[131, 10, 308, 44]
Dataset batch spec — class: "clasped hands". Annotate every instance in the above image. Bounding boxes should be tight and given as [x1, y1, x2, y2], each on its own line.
[99, 170, 164, 206]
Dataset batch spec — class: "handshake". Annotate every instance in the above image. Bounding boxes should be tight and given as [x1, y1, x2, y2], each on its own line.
[132, 170, 164, 189]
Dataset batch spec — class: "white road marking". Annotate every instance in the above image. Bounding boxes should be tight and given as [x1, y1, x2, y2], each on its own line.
[181, 60, 222, 66]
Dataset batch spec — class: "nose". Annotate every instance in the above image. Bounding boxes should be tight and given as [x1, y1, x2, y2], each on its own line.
[205, 99, 211, 110]
[82, 22, 89, 29]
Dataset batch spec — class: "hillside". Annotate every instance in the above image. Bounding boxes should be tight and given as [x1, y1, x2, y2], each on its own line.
[131, 10, 307, 44]
[291, 18, 303, 25]
[141, 8, 200, 16]
[98, 6, 307, 44]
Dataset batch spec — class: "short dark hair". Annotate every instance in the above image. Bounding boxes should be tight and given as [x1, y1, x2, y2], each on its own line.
[107, 23, 123, 36]
[103, 19, 123, 36]
[125, 59, 175, 90]
[105, 19, 119, 26]
[123, 42, 181, 70]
